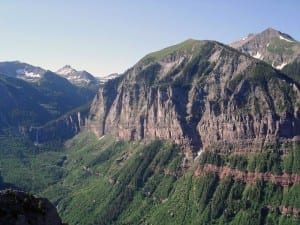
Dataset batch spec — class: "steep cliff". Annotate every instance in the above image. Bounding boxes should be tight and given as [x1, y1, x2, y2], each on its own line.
[88, 39, 300, 157]
[28, 103, 90, 144]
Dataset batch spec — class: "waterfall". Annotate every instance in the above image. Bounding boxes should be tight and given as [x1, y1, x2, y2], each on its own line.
[35, 128, 39, 145]
[30, 126, 40, 146]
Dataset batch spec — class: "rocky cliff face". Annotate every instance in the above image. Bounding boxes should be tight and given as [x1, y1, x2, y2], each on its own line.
[28, 105, 89, 144]
[231, 28, 300, 69]
[0, 190, 63, 225]
[87, 39, 300, 157]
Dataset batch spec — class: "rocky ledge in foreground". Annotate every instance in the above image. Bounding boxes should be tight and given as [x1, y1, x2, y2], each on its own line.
[0, 190, 64, 225]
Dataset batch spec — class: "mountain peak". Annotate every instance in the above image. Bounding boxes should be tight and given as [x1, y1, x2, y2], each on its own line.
[230, 28, 300, 69]
[56, 65, 77, 75]
[262, 27, 280, 34]
[56, 65, 98, 87]
[140, 39, 216, 64]
[0, 61, 46, 82]
[260, 27, 295, 41]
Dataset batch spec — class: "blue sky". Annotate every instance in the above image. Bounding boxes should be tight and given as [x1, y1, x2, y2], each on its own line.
[0, 0, 299, 76]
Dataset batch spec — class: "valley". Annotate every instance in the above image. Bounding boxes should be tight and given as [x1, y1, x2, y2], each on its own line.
[0, 27, 300, 225]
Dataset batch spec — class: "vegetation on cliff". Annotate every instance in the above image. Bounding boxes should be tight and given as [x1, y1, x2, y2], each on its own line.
[1, 132, 299, 225]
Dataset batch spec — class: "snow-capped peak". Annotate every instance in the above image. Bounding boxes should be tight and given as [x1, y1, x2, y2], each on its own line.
[56, 65, 77, 76]
[56, 65, 98, 87]
[0, 61, 46, 82]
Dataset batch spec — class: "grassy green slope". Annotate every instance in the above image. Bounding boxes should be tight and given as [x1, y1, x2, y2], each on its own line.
[46, 133, 300, 225]
[0, 136, 66, 192]
[0, 132, 299, 225]
[43, 133, 183, 225]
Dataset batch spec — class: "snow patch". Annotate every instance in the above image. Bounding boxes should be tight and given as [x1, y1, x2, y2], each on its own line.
[279, 35, 294, 43]
[25, 71, 41, 78]
[98, 73, 121, 84]
[194, 149, 203, 161]
[253, 52, 263, 60]
[276, 62, 287, 70]
[16, 69, 41, 78]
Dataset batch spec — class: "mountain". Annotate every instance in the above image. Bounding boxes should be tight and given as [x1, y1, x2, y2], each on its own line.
[0, 190, 63, 225]
[52, 38, 300, 224]
[230, 28, 300, 69]
[0, 33, 299, 225]
[56, 65, 98, 87]
[0, 61, 46, 82]
[88, 39, 300, 160]
[0, 74, 53, 130]
[0, 62, 98, 135]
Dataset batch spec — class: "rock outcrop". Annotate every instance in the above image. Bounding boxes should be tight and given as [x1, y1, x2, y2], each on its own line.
[194, 164, 300, 187]
[0, 190, 63, 225]
[87, 39, 300, 157]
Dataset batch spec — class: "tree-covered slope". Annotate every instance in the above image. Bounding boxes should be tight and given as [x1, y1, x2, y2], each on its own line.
[0, 74, 53, 129]
[56, 133, 300, 225]
[0, 132, 299, 225]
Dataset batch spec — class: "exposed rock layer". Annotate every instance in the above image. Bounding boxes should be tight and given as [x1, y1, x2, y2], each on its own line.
[194, 164, 300, 187]
[87, 40, 300, 156]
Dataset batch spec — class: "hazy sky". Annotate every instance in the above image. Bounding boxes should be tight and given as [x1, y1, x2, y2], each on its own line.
[0, 0, 299, 76]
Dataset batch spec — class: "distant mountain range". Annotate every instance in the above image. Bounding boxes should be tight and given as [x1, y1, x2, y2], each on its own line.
[0, 61, 122, 87]
[56, 65, 121, 85]
[0, 62, 100, 133]
[0, 60, 124, 137]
